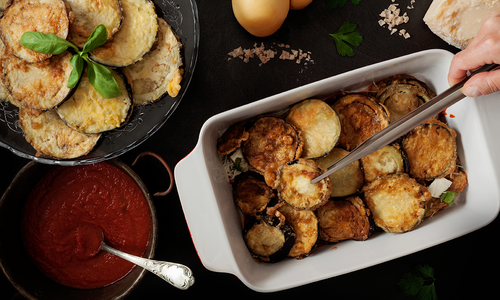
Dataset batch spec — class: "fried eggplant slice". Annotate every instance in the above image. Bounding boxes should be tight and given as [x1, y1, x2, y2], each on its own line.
[3, 51, 74, 110]
[123, 18, 183, 103]
[316, 196, 372, 243]
[285, 99, 341, 159]
[425, 169, 468, 218]
[331, 93, 390, 151]
[316, 147, 364, 198]
[277, 159, 331, 210]
[369, 74, 436, 97]
[243, 210, 295, 263]
[276, 204, 319, 259]
[376, 83, 433, 123]
[217, 122, 249, 156]
[90, 0, 158, 67]
[233, 172, 276, 215]
[361, 144, 408, 183]
[242, 116, 303, 188]
[0, 0, 69, 63]
[362, 173, 431, 233]
[0, 38, 15, 106]
[18, 108, 101, 159]
[402, 119, 457, 182]
[56, 69, 132, 134]
[66, 0, 122, 48]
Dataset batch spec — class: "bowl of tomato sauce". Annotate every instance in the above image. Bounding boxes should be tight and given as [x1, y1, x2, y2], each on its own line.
[0, 152, 172, 299]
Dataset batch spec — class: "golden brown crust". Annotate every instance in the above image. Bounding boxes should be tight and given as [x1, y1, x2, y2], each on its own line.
[233, 172, 274, 215]
[277, 204, 318, 259]
[277, 158, 331, 210]
[0, 0, 69, 63]
[316, 196, 372, 243]
[377, 84, 433, 123]
[362, 173, 430, 233]
[18, 108, 100, 159]
[360, 144, 405, 183]
[402, 119, 457, 182]
[217, 122, 249, 156]
[3, 51, 73, 110]
[331, 93, 390, 151]
[368, 74, 437, 98]
[285, 99, 341, 159]
[242, 116, 303, 187]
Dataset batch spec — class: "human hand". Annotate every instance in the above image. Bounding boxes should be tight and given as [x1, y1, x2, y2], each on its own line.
[448, 11, 500, 97]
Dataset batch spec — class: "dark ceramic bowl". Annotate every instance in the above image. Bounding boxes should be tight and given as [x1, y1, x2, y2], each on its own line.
[0, 153, 173, 299]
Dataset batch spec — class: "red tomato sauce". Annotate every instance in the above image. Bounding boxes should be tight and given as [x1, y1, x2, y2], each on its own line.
[22, 162, 152, 289]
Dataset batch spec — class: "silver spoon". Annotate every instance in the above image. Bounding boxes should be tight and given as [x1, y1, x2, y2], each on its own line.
[311, 63, 500, 184]
[100, 234, 195, 290]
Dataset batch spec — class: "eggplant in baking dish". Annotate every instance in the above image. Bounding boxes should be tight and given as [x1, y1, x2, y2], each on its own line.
[242, 115, 303, 188]
[362, 173, 431, 233]
[243, 210, 295, 263]
[57, 68, 133, 134]
[233, 172, 277, 215]
[361, 144, 408, 183]
[276, 158, 331, 210]
[89, 0, 158, 67]
[285, 99, 341, 159]
[331, 93, 390, 151]
[315, 147, 364, 198]
[316, 196, 372, 243]
[402, 119, 457, 182]
[369, 74, 436, 123]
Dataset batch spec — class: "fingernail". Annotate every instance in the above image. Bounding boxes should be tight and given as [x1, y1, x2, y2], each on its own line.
[463, 86, 483, 97]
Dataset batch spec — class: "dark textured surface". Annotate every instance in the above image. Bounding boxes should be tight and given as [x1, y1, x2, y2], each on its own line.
[2, 1, 498, 299]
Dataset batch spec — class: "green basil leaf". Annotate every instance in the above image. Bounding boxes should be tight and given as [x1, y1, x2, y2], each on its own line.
[86, 61, 120, 98]
[82, 24, 108, 53]
[67, 55, 85, 88]
[20, 32, 78, 54]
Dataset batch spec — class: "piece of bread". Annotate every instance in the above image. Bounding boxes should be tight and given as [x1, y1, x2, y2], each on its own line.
[423, 0, 500, 49]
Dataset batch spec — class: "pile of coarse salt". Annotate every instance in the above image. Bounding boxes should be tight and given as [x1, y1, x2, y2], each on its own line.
[378, 0, 416, 39]
[228, 42, 312, 66]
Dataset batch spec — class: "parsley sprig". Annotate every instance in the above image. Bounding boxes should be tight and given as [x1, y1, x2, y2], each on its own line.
[440, 191, 457, 206]
[327, 0, 363, 10]
[329, 22, 363, 57]
[397, 264, 438, 300]
[20, 25, 120, 99]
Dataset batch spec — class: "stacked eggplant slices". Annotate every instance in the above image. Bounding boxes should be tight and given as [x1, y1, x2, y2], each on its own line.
[218, 75, 468, 263]
[0, 0, 183, 159]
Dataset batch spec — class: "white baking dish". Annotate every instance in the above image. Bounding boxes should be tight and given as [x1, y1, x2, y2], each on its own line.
[174, 49, 500, 292]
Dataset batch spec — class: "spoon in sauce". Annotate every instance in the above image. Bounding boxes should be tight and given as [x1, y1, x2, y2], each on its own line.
[99, 233, 195, 290]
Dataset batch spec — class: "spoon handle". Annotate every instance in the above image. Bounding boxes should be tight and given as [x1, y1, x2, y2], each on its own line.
[101, 244, 195, 290]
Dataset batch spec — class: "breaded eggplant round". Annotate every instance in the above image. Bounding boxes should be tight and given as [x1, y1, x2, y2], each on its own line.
[276, 204, 319, 259]
[217, 122, 249, 156]
[66, 0, 123, 48]
[3, 51, 74, 110]
[285, 99, 341, 159]
[361, 144, 407, 183]
[331, 93, 390, 151]
[315, 147, 364, 198]
[56, 69, 133, 134]
[90, 0, 158, 67]
[316, 196, 372, 243]
[402, 119, 457, 182]
[18, 108, 101, 159]
[362, 173, 431, 233]
[369, 74, 436, 99]
[123, 17, 183, 104]
[376, 83, 433, 123]
[277, 159, 331, 210]
[242, 116, 303, 188]
[233, 172, 276, 215]
[243, 210, 295, 263]
[0, 38, 15, 106]
[0, 0, 69, 63]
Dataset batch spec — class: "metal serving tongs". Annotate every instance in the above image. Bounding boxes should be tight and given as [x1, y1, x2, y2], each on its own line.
[311, 63, 500, 184]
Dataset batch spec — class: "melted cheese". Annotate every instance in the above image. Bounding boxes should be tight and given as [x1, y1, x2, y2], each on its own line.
[123, 18, 183, 104]
[90, 0, 158, 67]
[57, 70, 132, 133]
[424, 0, 500, 49]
